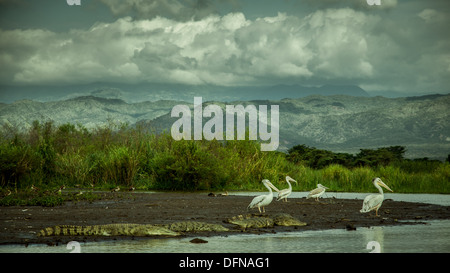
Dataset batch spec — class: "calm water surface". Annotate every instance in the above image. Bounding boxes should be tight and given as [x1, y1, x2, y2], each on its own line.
[1, 193, 449, 253]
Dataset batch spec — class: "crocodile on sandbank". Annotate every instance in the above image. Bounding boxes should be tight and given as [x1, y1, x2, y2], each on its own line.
[38, 221, 229, 237]
[38, 223, 179, 237]
[161, 221, 229, 232]
[226, 213, 307, 229]
[38, 214, 303, 237]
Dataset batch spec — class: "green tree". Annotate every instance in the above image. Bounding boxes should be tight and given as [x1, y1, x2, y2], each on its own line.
[355, 146, 406, 167]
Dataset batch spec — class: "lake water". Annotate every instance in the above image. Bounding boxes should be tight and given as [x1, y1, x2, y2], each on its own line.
[1, 192, 449, 253]
[233, 191, 450, 206]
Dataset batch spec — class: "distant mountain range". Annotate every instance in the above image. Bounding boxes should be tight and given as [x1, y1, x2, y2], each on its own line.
[140, 94, 450, 159]
[1, 83, 369, 104]
[1, 92, 449, 160]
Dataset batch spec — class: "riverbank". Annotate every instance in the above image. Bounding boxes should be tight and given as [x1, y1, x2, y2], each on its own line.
[1, 191, 449, 245]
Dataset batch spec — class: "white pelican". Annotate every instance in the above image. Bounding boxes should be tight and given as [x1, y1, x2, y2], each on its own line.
[306, 184, 329, 201]
[360, 178, 393, 216]
[247, 179, 279, 213]
[276, 176, 297, 202]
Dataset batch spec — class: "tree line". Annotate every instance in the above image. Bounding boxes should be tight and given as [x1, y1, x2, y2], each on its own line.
[286, 144, 445, 170]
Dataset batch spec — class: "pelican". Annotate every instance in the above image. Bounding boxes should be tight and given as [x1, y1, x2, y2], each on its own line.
[276, 176, 297, 202]
[247, 179, 279, 213]
[307, 184, 329, 201]
[360, 178, 393, 216]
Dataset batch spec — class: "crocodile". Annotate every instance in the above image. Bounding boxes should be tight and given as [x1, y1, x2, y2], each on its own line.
[225, 213, 307, 229]
[161, 221, 229, 232]
[38, 223, 179, 237]
[272, 213, 307, 227]
[37, 221, 230, 237]
[37, 216, 299, 236]
[226, 214, 274, 229]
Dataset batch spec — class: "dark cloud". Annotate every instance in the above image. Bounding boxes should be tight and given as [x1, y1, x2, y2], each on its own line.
[302, 0, 398, 11]
[97, 0, 239, 21]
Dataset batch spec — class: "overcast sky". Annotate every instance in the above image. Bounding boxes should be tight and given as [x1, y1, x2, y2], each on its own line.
[0, 0, 449, 97]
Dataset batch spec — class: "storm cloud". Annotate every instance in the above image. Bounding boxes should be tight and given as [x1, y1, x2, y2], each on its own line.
[98, 0, 240, 21]
[0, 0, 449, 95]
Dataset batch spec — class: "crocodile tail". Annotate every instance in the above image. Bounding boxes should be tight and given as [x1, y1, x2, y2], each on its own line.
[38, 227, 55, 237]
[38, 225, 65, 236]
[38, 225, 86, 236]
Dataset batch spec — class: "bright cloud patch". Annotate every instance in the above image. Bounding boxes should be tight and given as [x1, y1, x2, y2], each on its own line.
[0, 6, 449, 93]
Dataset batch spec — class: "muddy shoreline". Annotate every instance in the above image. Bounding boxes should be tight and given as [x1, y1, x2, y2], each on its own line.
[1, 192, 449, 246]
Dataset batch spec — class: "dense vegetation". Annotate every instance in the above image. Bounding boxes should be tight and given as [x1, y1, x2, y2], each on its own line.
[1, 121, 449, 202]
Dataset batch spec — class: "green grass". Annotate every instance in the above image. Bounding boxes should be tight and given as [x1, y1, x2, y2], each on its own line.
[293, 164, 450, 194]
[0, 120, 449, 201]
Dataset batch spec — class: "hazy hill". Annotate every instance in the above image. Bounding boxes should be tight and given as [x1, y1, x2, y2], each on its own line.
[0, 93, 448, 160]
[139, 94, 450, 159]
[0, 83, 369, 103]
[0, 96, 181, 131]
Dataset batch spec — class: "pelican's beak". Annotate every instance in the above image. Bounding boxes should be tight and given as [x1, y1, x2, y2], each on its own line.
[267, 181, 280, 192]
[377, 180, 393, 192]
[290, 177, 298, 184]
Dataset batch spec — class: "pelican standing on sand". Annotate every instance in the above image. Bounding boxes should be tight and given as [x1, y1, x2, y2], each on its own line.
[307, 184, 329, 201]
[276, 176, 297, 202]
[247, 179, 279, 213]
[360, 178, 393, 216]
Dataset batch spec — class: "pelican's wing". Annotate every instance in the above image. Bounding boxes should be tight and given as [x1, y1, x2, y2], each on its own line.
[247, 195, 265, 209]
[276, 188, 290, 200]
[307, 187, 323, 198]
[360, 194, 383, 213]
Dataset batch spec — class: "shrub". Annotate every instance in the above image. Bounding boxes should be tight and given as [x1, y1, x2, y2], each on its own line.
[103, 146, 140, 186]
